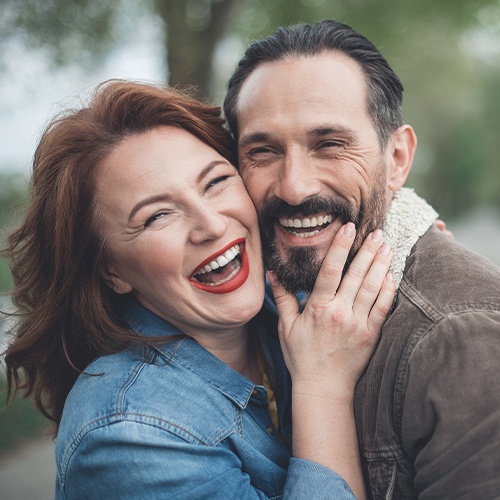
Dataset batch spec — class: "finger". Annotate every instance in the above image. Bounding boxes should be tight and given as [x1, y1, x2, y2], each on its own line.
[352, 243, 393, 316]
[336, 229, 385, 304]
[307, 222, 356, 305]
[435, 219, 446, 232]
[367, 271, 396, 333]
[435, 219, 454, 238]
[267, 271, 299, 327]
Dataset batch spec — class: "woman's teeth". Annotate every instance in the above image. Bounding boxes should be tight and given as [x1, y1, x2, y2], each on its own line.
[200, 262, 242, 287]
[195, 243, 240, 275]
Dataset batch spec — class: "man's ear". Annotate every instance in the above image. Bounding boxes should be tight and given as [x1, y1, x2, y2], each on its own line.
[103, 267, 133, 295]
[386, 125, 417, 192]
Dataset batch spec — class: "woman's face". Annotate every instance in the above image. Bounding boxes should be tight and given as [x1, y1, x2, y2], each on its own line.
[95, 126, 265, 340]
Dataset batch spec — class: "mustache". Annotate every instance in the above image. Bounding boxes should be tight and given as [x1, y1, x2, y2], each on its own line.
[260, 195, 358, 225]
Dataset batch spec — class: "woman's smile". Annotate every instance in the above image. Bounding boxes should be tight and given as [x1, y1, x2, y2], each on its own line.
[190, 238, 249, 294]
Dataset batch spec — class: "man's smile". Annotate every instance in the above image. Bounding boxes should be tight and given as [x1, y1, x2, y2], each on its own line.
[278, 213, 334, 238]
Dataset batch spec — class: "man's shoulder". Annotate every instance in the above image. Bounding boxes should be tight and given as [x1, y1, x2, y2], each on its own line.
[380, 225, 500, 359]
[359, 227, 500, 499]
[401, 225, 500, 313]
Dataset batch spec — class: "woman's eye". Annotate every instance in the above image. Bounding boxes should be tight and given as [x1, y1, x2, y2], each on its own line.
[144, 212, 167, 227]
[206, 175, 230, 190]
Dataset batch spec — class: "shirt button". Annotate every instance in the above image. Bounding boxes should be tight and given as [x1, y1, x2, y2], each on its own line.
[252, 389, 258, 397]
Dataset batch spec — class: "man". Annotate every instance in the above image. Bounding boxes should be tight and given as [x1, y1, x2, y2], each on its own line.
[223, 20, 500, 499]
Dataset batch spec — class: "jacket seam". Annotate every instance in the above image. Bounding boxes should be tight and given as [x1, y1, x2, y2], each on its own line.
[115, 351, 153, 414]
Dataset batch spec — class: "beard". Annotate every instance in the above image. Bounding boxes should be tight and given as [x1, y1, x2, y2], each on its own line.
[260, 165, 389, 294]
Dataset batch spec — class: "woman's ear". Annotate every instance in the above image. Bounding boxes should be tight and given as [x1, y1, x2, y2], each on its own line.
[103, 268, 133, 295]
[386, 125, 417, 192]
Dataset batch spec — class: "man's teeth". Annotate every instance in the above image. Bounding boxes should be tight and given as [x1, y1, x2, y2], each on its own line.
[278, 214, 333, 237]
[195, 244, 240, 275]
[279, 214, 333, 229]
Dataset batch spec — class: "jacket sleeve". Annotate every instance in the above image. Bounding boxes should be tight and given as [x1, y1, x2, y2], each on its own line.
[56, 420, 355, 499]
[402, 310, 500, 499]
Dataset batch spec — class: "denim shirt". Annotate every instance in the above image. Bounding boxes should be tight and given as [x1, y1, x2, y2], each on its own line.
[55, 299, 354, 499]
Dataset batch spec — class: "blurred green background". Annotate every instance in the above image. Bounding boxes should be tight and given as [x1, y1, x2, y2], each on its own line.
[1, 0, 500, 459]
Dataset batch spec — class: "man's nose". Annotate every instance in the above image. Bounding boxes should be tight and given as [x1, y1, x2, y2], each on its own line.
[274, 153, 322, 206]
[189, 203, 228, 245]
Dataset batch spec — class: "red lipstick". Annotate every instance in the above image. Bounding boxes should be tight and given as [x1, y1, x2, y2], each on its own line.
[189, 238, 250, 294]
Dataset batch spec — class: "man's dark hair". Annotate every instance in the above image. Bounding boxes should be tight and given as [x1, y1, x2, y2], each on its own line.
[224, 20, 404, 148]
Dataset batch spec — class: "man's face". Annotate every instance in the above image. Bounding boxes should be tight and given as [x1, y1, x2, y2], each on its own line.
[235, 51, 396, 293]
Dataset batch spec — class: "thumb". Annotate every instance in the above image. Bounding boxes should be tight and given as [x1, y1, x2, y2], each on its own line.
[267, 271, 299, 325]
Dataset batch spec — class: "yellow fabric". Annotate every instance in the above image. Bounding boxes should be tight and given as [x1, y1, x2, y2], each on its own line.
[256, 346, 279, 431]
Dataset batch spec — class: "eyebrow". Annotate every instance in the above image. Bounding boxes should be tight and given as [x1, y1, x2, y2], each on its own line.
[127, 160, 229, 222]
[128, 194, 171, 223]
[196, 160, 229, 184]
[307, 125, 354, 138]
[238, 132, 272, 149]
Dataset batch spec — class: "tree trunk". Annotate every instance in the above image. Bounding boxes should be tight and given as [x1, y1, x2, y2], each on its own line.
[154, 0, 240, 99]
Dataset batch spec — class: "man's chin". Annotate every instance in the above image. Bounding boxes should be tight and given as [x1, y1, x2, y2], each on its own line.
[265, 226, 367, 293]
[265, 244, 322, 294]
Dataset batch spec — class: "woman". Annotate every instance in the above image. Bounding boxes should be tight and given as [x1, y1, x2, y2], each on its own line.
[3, 80, 395, 499]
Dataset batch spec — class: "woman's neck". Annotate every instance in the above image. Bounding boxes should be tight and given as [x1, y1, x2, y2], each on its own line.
[194, 324, 261, 384]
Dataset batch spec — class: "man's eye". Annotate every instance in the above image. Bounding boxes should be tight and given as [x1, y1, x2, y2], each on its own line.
[248, 146, 274, 156]
[144, 212, 167, 227]
[319, 140, 346, 149]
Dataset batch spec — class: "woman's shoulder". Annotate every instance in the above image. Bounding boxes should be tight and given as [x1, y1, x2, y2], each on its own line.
[56, 341, 243, 458]
[54, 343, 245, 500]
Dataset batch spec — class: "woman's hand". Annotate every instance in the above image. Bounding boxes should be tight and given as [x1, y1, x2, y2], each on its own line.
[268, 221, 395, 398]
[435, 219, 453, 238]
[268, 222, 395, 499]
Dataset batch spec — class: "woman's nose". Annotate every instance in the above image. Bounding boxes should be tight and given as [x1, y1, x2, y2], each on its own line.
[189, 203, 228, 245]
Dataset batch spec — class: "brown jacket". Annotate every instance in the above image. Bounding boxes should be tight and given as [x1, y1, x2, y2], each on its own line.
[356, 225, 500, 499]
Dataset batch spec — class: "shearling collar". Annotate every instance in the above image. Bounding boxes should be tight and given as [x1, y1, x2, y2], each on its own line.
[382, 188, 438, 288]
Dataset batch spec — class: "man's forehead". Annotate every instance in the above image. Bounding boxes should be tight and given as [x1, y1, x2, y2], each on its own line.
[236, 51, 365, 101]
[235, 52, 369, 139]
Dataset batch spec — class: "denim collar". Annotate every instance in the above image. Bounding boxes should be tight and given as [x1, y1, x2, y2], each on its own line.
[119, 296, 259, 410]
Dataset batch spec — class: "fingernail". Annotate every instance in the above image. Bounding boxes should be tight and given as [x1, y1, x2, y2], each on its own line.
[266, 271, 277, 286]
[380, 244, 391, 255]
[343, 222, 355, 237]
[386, 271, 394, 282]
[371, 229, 383, 243]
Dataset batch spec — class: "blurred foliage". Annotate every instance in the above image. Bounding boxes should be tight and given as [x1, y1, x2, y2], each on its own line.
[0, 173, 28, 293]
[0, 0, 119, 67]
[0, 0, 239, 98]
[154, 0, 240, 97]
[0, 376, 50, 456]
[0, 174, 43, 457]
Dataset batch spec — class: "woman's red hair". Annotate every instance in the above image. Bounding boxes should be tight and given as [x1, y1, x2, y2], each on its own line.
[3, 80, 236, 431]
